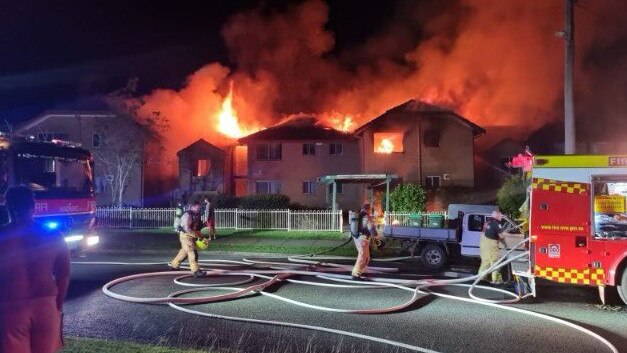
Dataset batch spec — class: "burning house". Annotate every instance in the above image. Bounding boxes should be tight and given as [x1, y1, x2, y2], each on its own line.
[175, 139, 231, 203]
[237, 117, 361, 209]
[355, 100, 485, 190]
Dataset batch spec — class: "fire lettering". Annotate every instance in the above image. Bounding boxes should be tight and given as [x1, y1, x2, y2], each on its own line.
[34, 202, 48, 213]
[608, 156, 627, 167]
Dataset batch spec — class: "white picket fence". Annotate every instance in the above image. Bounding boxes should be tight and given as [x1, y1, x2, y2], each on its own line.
[384, 211, 448, 227]
[95, 208, 343, 231]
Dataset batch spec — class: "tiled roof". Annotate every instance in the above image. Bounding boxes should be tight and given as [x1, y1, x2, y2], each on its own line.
[354, 100, 485, 137]
[238, 116, 356, 143]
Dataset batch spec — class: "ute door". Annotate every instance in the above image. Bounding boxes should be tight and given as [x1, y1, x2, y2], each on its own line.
[460, 213, 486, 257]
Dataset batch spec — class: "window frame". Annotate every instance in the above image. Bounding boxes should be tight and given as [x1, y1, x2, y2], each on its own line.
[425, 175, 441, 190]
[92, 132, 103, 148]
[302, 181, 316, 194]
[329, 142, 343, 156]
[255, 181, 282, 195]
[256, 143, 282, 161]
[302, 143, 316, 156]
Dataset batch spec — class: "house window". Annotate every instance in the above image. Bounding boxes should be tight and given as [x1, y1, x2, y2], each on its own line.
[374, 132, 404, 153]
[425, 176, 441, 190]
[256, 143, 282, 161]
[329, 142, 343, 155]
[302, 143, 316, 156]
[92, 133, 103, 148]
[196, 159, 211, 177]
[328, 182, 343, 195]
[424, 129, 440, 147]
[302, 181, 316, 194]
[255, 181, 282, 195]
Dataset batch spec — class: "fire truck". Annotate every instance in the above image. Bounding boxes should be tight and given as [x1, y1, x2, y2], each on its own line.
[0, 132, 99, 252]
[512, 154, 627, 304]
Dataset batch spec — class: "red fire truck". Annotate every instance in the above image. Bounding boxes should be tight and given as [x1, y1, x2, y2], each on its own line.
[0, 133, 99, 252]
[513, 154, 627, 304]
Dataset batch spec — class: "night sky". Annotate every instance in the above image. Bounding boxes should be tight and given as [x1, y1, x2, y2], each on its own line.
[0, 0, 399, 125]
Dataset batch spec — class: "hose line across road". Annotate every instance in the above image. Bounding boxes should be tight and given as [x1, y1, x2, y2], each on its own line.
[71, 240, 621, 353]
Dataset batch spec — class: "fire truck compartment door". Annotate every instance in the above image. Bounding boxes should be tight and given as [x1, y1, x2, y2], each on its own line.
[531, 180, 591, 268]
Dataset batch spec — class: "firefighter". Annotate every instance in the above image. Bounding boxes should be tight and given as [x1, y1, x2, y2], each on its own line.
[478, 210, 506, 284]
[350, 203, 380, 280]
[0, 186, 70, 353]
[169, 201, 206, 277]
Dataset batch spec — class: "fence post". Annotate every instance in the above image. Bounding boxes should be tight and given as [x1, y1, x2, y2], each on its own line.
[235, 208, 238, 230]
[287, 210, 291, 231]
[129, 207, 133, 228]
[339, 210, 343, 232]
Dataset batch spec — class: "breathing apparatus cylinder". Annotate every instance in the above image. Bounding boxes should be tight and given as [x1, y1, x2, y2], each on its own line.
[348, 211, 359, 238]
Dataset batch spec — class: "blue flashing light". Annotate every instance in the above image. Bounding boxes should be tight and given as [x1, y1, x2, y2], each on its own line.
[44, 221, 60, 230]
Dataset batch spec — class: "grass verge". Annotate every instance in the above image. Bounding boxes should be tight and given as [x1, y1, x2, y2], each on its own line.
[204, 243, 357, 256]
[61, 337, 214, 353]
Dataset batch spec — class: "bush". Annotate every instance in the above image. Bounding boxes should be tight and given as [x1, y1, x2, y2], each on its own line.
[497, 175, 527, 218]
[390, 183, 426, 212]
[239, 194, 291, 209]
[188, 192, 241, 208]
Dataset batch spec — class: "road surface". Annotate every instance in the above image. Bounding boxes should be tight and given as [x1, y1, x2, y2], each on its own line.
[64, 253, 627, 353]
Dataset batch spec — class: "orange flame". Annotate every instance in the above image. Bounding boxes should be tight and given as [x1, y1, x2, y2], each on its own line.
[319, 112, 356, 132]
[374, 132, 403, 153]
[216, 83, 256, 139]
[376, 138, 395, 154]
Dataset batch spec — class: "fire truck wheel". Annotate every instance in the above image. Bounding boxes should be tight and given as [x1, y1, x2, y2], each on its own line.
[618, 266, 627, 305]
[420, 244, 447, 270]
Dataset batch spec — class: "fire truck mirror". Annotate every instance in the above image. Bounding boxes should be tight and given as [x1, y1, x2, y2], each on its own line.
[575, 236, 587, 248]
[540, 203, 548, 210]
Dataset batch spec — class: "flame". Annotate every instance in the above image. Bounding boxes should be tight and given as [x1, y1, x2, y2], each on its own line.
[216, 83, 250, 139]
[374, 132, 403, 153]
[376, 138, 395, 154]
[319, 112, 356, 132]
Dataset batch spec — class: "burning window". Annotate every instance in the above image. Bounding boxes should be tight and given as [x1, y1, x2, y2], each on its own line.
[374, 133, 403, 153]
[234, 146, 248, 176]
[196, 159, 211, 177]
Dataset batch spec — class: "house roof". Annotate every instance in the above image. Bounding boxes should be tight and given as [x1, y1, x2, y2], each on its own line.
[238, 116, 356, 143]
[354, 100, 485, 137]
[177, 139, 226, 157]
[16, 111, 117, 132]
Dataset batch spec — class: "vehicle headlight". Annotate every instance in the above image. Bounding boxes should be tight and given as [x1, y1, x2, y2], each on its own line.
[64, 235, 84, 243]
[86, 235, 100, 247]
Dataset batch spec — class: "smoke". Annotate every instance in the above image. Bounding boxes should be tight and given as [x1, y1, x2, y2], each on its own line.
[125, 0, 626, 161]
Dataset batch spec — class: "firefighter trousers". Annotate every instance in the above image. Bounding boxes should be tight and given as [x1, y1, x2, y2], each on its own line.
[352, 235, 371, 277]
[171, 232, 200, 272]
[478, 235, 503, 284]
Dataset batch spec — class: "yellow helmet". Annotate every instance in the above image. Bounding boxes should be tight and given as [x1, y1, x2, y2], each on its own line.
[195, 237, 209, 250]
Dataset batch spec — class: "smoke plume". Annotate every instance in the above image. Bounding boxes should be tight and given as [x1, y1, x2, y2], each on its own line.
[127, 0, 626, 159]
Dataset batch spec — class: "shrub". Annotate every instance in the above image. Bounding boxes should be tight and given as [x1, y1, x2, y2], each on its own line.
[390, 183, 426, 212]
[496, 175, 527, 218]
[189, 192, 241, 208]
[239, 194, 291, 209]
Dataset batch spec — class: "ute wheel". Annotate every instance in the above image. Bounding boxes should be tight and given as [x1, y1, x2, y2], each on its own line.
[618, 266, 627, 305]
[420, 244, 447, 270]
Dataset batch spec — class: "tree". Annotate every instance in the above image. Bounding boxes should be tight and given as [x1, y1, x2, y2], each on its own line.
[390, 183, 426, 212]
[97, 79, 170, 207]
[496, 175, 528, 218]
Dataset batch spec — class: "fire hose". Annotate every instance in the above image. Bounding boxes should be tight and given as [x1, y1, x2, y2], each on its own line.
[71, 237, 620, 353]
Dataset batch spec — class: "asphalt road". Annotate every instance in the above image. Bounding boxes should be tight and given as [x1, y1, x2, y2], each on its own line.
[65, 253, 627, 353]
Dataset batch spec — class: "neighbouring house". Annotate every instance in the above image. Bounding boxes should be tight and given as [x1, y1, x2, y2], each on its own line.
[355, 100, 485, 190]
[16, 111, 147, 206]
[174, 139, 231, 202]
[237, 117, 361, 209]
